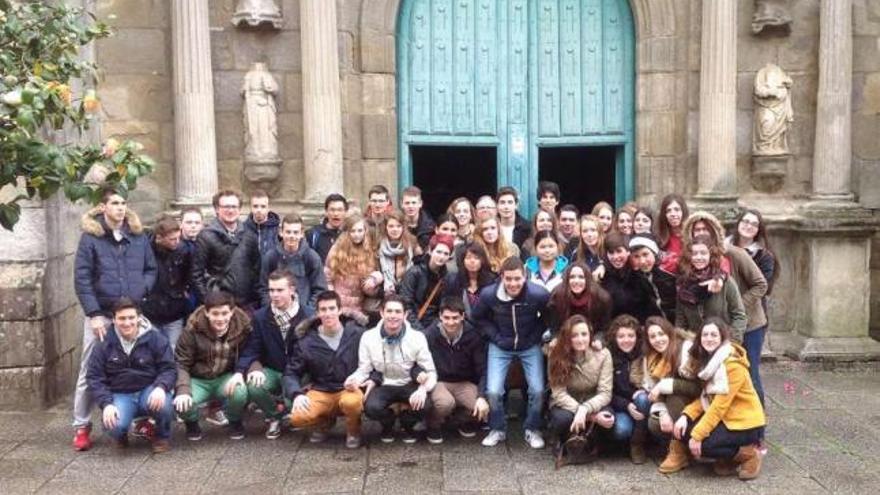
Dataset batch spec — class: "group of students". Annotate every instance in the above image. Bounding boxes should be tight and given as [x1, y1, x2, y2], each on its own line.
[72, 181, 776, 480]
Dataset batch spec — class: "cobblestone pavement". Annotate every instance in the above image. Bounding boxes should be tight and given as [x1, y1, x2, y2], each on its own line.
[1, 363, 879, 494]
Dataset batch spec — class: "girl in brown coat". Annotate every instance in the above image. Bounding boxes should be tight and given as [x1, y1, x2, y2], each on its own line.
[325, 214, 383, 326]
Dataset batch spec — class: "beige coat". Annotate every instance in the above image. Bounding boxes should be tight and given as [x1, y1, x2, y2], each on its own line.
[549, 347, 613, 415]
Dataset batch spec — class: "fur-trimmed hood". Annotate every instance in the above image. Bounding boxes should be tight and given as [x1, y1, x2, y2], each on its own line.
[81, 206, 144, 237]
[681, 211, 726, 252]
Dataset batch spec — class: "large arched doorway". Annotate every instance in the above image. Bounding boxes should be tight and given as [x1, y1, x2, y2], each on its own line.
[397, 0, 635, 216]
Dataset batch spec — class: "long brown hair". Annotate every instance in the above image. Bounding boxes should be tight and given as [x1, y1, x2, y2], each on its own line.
[549, 315, 593, 388]
[549, 262, 605, 324]
[678, 234, 723, 280]
[656, 194, 689, 247]
[326, 214, 377, 280]
[684, 317, 732, 378]
[380, 209, 419, 252]
[576, 214, 605, 262]
[731, 208, 779, 292]
[643, 316, 684, 372]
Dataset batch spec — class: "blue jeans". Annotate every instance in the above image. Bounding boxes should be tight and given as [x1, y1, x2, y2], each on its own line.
[611, 393, 651, 442]
[743, 326, 766, 405]
[154, 319, 184, 351]
[104, 386, 174, 440]
[486, 343, 545, 432]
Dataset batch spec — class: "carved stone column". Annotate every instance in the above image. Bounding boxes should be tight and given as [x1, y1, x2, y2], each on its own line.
[299, 0, 344, 205]
[171, 0, 219, 206]
[696, 0, 737, 201]
[812, 0, 853, 201]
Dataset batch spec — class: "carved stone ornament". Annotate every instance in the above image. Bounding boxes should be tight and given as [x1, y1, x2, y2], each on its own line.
[232, 0, 282, 29]
[752, 63, 793, 192]
[241, 63, 282, 188]
[752, 0, 792, 35]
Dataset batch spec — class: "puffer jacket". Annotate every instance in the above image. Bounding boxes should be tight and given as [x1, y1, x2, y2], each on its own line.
[549, 347, 613, 415]
[683, 212, 768, 332]
[471, 280, 551, 351]
[141, 237, 191, 324]
[399, 257, 447, 330]
[282, 315, 365, 398]
[258, 242, 327, 310]
[305, 218, 342, 263]
[74, 208, 157, 317]
[174, 306, 252, 395]
[86, 318, 176, 409]
[244, 211, 280, 257]
[347, 320, 437, 390]
[191, 218, 261, 306]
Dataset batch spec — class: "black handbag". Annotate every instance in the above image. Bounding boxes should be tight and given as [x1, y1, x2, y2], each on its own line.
[554, 422, 600, 469]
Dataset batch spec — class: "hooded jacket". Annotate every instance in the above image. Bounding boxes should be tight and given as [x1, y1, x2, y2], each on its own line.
[683, 343, 766, 441]
[305, 217, 342, 263]
[191, 218, 261, 305]
[236, 303, 312, 375]
[524, 255, 569, 293]
[258, 242, 327, 310]
[682, 212, 768, 332]
[141, 237, 191, 324]
[86, 317, 176, 409]
[244, 211, 280, 257]
[399, 256, 448, 330]
[282, 315, 365, 398]
[471, 280, 551, 351]
[347, 320, 438, 390]
[174, 306, 252, 395]
[74, 208, 157, 317]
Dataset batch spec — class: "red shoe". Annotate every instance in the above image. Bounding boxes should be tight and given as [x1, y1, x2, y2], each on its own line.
[73, 426, 92, 451]
[131, 418, 155, 441]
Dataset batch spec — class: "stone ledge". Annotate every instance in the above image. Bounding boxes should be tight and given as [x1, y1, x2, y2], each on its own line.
[774, 333, 880, 362]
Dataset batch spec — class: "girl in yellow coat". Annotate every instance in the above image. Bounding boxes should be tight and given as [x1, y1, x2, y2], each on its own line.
[667, 317, 766, 480]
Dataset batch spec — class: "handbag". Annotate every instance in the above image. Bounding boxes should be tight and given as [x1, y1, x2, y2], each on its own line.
[554, 422, 599, 469]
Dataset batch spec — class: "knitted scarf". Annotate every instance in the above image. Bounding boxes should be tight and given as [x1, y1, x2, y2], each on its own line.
[378, 239, 413, 293]
[676, 266, 720, 305]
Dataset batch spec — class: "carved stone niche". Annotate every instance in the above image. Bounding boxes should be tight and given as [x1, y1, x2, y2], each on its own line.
[752, 0, 792, 35]
[241, 63, 282, 192]
[232, 0, 283, 29]
[751, 64, 793, 193]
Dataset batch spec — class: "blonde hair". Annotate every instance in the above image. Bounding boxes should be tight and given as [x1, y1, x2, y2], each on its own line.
[326, 214, 377, 280]
[474, 216, 515, 272]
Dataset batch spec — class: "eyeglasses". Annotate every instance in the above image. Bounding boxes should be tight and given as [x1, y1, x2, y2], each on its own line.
[218, 204, 240, 210]
[369, 198, 388, 203]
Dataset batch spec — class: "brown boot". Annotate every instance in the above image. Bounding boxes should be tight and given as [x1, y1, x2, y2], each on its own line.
[630, 442, 647, 464]
[658, 440, 690, 474]
[712, 458, 738, 476]
[734, 445, 762, 480]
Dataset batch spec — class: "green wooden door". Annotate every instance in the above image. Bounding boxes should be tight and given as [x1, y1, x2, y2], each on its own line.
[397, 0, 634, 215]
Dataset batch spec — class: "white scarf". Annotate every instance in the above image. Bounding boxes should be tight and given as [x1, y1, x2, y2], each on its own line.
[690, 342, 732, 410]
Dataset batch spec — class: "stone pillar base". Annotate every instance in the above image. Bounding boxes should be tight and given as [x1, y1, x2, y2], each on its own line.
[774, 334, 880, 362]
[751, 155, 790, 193]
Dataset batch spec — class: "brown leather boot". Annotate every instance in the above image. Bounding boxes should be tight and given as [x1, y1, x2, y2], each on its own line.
[630, 441, 647, 464]
[712, 458, 738, 476]
[658, 440, 690, 474]
[734, 445, 762, 480]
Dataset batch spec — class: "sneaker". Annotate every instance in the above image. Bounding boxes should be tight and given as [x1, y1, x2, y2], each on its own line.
[72, 426, 92, 451]
[524, 429, 545, 449]
[151, 438, 171, 454]
[309, 430, 328, 443]
[457, 423, 477, 438]
[185, 421, 203, 441]
[345, 434, 361, 449]
[228, 420, 245, 440]
[265, 419, 282, 440]
[426, 428, 444, 444]
[131, 418, 155, 440]
[401, 428, 418, 444]
[205, 408, 229, 426]
[481, 430, 506, 447]
[380, 425, 395, 444]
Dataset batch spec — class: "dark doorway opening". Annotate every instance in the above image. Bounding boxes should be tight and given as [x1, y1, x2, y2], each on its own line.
[410, 145, 497, 218]
[539, 146, 617, 216]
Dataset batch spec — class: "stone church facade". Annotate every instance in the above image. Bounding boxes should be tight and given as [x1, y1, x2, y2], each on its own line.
[1, 0, 879, 409]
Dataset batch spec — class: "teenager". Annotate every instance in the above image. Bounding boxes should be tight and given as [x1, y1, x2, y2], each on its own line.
[401, 186, 436, 251]
[521, 209, 562, 258]
[286, 291, 367, 448]
[364, 184, 393, 227]
[376, 209, 420, 295]
[600, 232, 662, 323]
[564, 214, 605, 280]
[442, 241, 496, 319]
[306, 193, 348, 263]
[524, 231, 569, 293]
[243, 189, 280, 257]
[629, 235, 677, 321]
[657, 194, 689, 273]
[346, 295, 437, 443]
[537, 180, 561, 213]
[613, 204, 637, 236]
[547, 262, 613, 341]
[258, 214, 326, 311]
[591, 201, 614, 234]
[473, 257, 550, 449]
[671, 319, 766, 480]
[324, 214, 384, 326]
[547, 315, 614, 451]
[633, 206, 655, 236]
[86, 299, 175, 453]
[180, 207, 204, 246]
[473, 216, 520, 273]
[496, 186, 530, 249]
[399, 234, 454, 330]
[142, 215, 191, 350]
[605, 314, 650, 463]
[447, 197, 476, 246]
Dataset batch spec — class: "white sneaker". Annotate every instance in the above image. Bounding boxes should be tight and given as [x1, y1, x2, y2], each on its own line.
[205, 409, 229, 426]
[524, 429, 545, 449]
[309, 430, 328, 443]
[481, 430, 507, 447]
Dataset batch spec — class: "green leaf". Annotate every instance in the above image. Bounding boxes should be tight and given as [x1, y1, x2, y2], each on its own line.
[0, 202, 22, 231]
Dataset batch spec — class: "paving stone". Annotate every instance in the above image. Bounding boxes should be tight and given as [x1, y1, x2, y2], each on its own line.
[781, 445, 880, 495]
[285, 447, 366, 494]
[762, 373, 826, 410]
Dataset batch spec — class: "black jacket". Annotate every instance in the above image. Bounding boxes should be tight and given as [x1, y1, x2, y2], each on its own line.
[244, 211, 280, 258]
[237, 304, 312, 375]
[639, 266, 677, 321]
[563, 244, 604, 273]
[424, 320, 487, 395]
[512, 213, 530, 250]
[601, 264, 662, 323]
[142, 239, 191, 324]
[86, 323, 176, 409]
[305, 218, 342, 263]
[409, 210, 436, 251]
[471, 281, 550, 351]
[192, 218, 261, 305]
[282, 316, 365, 398]
[609, 346, 641, 413]
[399, 258, 447, 330]
[258, 243, 327, 310]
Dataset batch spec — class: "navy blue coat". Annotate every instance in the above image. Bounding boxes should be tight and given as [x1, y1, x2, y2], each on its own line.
[236, 304, 313, 374]
[74, 209, 157, 317]
[425, 320, 487, 395]
[471, 281, 550, 351]
[244, 211, 280, 258]
[258, 243, 327, 310]
[282, 317, 365, 398]
[141, 238, 192, 324]
[86, 323, 177, 409]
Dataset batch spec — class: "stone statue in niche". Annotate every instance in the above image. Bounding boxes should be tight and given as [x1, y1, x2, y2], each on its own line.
[751, 63, 793, 192]
[232, 0, 282, 29]
[752, 0, 792, 35]
[242, 63, 282, 188]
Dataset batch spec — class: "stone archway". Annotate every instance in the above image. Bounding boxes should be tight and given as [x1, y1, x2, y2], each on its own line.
[358, 0, 692, 204]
